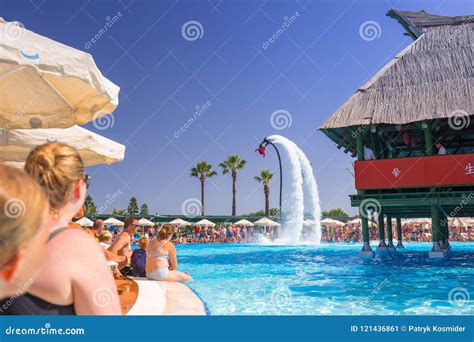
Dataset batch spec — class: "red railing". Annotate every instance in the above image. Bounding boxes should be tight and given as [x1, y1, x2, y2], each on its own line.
[355, 154, 474, 190]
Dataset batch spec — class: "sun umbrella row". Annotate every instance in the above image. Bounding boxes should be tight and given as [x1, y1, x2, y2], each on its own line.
[168, 217, 280, 228]
[0, 19, 124, 166]
[76, 217, 281, 228]
[77, 215, 474, 228]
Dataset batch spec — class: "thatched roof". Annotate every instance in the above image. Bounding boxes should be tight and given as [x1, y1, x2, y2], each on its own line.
[388, 9, 474, 38]
[320, 9, 474, 131]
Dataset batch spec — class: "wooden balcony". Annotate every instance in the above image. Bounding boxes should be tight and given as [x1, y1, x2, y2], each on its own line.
[355, 153, 474, 190]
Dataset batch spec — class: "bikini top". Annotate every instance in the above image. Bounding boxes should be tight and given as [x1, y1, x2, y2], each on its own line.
[147, 241, 169, 261]
[0, 227, 76, 316]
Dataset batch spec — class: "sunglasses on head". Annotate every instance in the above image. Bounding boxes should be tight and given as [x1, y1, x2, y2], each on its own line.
[83, 174, 91, 189]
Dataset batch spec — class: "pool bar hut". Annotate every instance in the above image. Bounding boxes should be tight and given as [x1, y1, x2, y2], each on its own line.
[320, 9, 474, 258]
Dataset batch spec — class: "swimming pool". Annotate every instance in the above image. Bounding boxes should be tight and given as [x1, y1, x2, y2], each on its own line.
[177, 242, 474, 315]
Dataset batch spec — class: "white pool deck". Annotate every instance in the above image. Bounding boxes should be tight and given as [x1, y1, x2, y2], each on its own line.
[126, 278, 206, 316]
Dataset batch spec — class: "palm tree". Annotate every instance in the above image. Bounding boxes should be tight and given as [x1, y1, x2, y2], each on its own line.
[219, 155, 247, 216]
[254, 169, 274, 217]
[190, 162, 217, 216]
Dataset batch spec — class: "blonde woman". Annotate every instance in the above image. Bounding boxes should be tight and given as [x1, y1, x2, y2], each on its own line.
[146, 224, 192, 282]
[0, 164, 49, 302]
[98, 230, 113, 249]
[2, 142, 121, 315]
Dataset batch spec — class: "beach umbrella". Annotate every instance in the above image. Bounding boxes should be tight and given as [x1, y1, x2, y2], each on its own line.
[0, 18, 119, 129]
[0, 125, 125, 166]
[448, 217, 472, 228]
[104, 217, 124, 226]
[138, 218, 154, 226]
[406, 218, 431, 225]
[253, 217, 280, 227]
[169, 218, 191, 227]
[464, 217, 474, 226]
[195, 219, 215, 227]
[320, 218, 345, 226]
[347, 218, 376, 227]
[234, 219, 254, 227]
[75, 216, 93, 227]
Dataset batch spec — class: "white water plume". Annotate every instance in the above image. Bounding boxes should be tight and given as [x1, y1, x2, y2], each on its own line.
[266, 135, 322, 245]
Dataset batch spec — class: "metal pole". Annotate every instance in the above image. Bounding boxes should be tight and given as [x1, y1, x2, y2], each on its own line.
[257, 138, 283, 224]
[267, 141, 282, 216]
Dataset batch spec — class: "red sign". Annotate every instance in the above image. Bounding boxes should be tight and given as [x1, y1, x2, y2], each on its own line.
[355, 154, 474, 189]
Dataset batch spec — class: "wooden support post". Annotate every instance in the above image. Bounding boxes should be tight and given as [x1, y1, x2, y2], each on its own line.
[429, 205, 445, 258]
[396, 216, 404, 248]
[359, 206, 374, 257]
[356, 129, 364, 162]
[376, 210, 387, 251]
[356, 128, 374, 258]
[422, 120, 434, 156]
[438, 208, 450, 252]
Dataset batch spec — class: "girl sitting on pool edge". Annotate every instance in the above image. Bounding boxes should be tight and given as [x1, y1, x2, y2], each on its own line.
[146, 224, 192, 282]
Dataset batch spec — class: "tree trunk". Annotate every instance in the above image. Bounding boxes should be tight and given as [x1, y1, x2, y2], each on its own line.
[200, 177, 205, 216]
[232, 171, 237, 216]
[264, 184, 270, 217]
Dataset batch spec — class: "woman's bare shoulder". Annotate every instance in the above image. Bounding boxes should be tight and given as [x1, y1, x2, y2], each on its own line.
[51, 228, 104, 258]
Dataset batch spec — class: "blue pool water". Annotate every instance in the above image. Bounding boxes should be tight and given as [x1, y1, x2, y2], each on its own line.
[176, 242, 474, 315]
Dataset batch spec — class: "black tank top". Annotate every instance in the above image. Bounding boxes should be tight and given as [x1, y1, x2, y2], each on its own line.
[0, 227, 76, 315]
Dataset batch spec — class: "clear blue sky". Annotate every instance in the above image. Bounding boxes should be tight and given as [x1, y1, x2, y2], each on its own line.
[3, 0, 473, 216]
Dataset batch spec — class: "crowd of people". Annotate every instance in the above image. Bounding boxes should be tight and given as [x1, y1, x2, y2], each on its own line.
[321, 222, 474, 243]
[170, 225, 272, 244]
[139, 221, 474, 245]
[0, 142, 190, 316]
[1, 141, 473, 316]
[130, 221, 474, 246]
